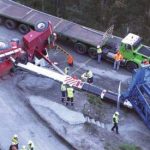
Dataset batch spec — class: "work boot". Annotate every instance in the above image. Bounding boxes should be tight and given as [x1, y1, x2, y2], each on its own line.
[111, 128, 114, 132]
[116, 131, 119, 134]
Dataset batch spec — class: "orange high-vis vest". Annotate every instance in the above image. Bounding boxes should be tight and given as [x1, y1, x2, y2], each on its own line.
[114, 53, 123, 61]
[67, 55, 73, 65]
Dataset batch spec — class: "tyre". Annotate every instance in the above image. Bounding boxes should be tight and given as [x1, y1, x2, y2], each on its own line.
[74, 42, 87, 54]
[88, 47, 97, 59]
[34, 21, 49, 32]
[0, 17, 4, 24]
[126, 61, 138, 72]
[18, 24, 30, 34]
[5, 19, 17, 29]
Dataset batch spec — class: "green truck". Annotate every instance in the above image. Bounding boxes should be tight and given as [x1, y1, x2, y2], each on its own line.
[102, 33, 150, 71]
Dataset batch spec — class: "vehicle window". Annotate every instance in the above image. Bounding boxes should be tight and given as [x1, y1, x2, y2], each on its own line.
[133, 38, 142, 49]
[133, 42, 141, 49]
[126, 44, 132, 50]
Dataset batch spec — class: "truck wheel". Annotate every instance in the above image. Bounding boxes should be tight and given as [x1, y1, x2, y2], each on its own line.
[5, 19, 17, 29]
[74, 43, 87, 54]
[34, 21, 49, 32]
[88, 47, 97, 59]
[18, 24, 30, 34]
[0, 17, 4, 24]
[126, 62, 138, 72]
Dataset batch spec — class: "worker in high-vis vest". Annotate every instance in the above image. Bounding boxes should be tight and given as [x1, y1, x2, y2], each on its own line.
[97, 45, 102, 63]
[64, 67, 69, 75]
[67, 54, 74, 67]
[61, 83, 66, 102]
[86, 70, 93, 83]
[27, 140, 34, 150]
[11, 134, 19, 149]
[113, 51, 123, 70]
[81, 70, 93, 83]
[66, 85, 74, 106]
[48, 32, 57, 49]
[111, 111, 119, 134]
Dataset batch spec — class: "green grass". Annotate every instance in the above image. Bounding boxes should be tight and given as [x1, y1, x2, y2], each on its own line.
[87, 93, 102, 106]
[119, 144, 142, 150]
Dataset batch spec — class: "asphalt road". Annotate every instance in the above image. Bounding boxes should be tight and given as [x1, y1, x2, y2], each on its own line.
[49, 41, 131, 93]
[0, 76, 72, 150]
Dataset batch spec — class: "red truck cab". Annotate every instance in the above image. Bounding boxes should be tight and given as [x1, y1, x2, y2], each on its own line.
[23, 21, 53, 61]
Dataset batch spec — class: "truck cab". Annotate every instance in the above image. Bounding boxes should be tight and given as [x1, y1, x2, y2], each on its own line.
[120, 33, 150, 71]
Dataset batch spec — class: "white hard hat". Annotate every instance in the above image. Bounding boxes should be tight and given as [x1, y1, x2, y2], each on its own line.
[97, 45, 100, 48]
[102, 89, 107, 93]
[22, 145, 26, 149]
[13, 134, 18, 138]
[53, 33, 56, 36]
[69, 84, 72, 87]
[12, 142, 16, 145]
[115, 111, 119, 115]
[28, 140, 33, 145]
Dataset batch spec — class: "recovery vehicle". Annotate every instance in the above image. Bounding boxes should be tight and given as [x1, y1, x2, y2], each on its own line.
[0, 0, 149, 71]
[122, 65, 150, 129]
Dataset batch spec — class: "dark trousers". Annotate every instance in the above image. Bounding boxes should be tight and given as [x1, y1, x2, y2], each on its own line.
[61, 91, 66, 102]
[66, 97, 74, 106]
[111, 123, 119, 134]
[98, 54, 102, 63]
[68, 62, 73, 67]
[87, 77, 93, 84]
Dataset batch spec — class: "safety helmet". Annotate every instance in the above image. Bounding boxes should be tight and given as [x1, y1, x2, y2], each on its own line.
[97, 45, 100, 48]
[12, 142, 16, 145]
[69, 84, 72, 87]
[22, 145, 26, 149]
[13, 134, 18, 138]
[102, 89, 107, 93]
[53, 33, 56, 36]
[115, 111, 119, 115]
[144, 59, 148, 61]
[28, 140, 33, 145]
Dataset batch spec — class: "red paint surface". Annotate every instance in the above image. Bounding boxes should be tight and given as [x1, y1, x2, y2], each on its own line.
[0, 60, 13, 77]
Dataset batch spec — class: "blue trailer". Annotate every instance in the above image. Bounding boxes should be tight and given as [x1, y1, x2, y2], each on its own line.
[122, 65, 150, 129]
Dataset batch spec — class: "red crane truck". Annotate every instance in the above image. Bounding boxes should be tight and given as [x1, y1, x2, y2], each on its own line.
[0, 21, 54, 77]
